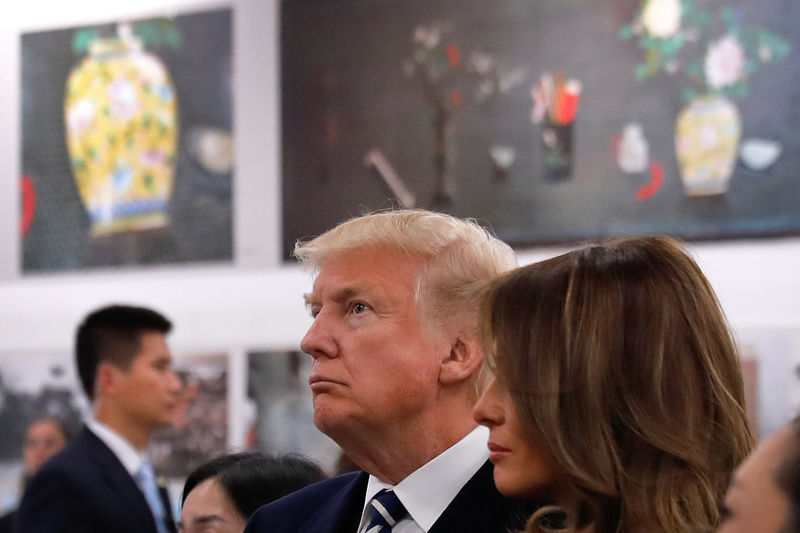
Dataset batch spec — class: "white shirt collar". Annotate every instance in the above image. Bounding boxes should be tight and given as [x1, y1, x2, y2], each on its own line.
[361, 425, 490, 532]
[86, 417, 146, 476]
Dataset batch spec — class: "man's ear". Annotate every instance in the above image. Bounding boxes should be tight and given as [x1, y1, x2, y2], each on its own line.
[95, 362, 117, 397]
[439, 335, 484, 386]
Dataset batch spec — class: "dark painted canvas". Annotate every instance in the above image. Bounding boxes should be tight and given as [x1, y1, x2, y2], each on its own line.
[280, 0, 799, 258]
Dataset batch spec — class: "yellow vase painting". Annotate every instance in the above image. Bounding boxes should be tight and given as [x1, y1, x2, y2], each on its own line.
[64, 30, 178, 236]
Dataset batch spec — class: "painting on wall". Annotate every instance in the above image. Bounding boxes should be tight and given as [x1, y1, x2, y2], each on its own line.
[148, 352, 228, 480]
[247, 351, 343, 475]
[21, 8, 233, 273]
[280, 0, 799, 258]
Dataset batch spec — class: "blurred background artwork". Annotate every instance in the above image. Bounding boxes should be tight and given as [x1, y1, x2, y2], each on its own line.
[0, 353, 87, 514]
[280, 0, 799, 259]
[148, 353, 228, 479]
[247, 350, 342, 475]
[20, 7, 233, 273]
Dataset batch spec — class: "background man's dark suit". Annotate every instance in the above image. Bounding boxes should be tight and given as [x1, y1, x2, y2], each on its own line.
[17, 427, 176, 533]
[245, 461, 533, 533]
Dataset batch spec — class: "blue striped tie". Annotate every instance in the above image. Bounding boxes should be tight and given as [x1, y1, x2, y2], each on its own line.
[136, 460, 169, 533]
[365, 489, 407, 532]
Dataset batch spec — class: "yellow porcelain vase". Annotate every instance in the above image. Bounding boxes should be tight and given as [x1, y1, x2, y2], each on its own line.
[64, 35, 178, 235]
[674, 95, 741, 196]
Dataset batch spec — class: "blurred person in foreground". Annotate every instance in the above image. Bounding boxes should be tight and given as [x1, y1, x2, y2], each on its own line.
[18, 304, 183, 533]
[0, 417, 71, 533]
[246, 209, 535, 533]
[473, 235, 755, 532]
[179, 452, 327, 533]
[718, 415, 800, 533]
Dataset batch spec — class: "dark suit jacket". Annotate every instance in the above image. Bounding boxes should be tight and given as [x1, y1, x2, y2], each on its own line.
[16, 426, 176, 533]
[0, 510, 15, 533]
[244, 461, 534, 533]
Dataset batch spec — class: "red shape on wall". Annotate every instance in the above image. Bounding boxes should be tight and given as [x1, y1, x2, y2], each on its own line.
[635, 162, 664, 202]
[20, 174, 36, 237]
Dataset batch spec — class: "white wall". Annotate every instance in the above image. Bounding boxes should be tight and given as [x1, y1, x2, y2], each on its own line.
[1, 0, 799, 437]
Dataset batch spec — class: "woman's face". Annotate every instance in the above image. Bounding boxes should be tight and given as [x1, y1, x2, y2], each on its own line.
[23, 419, 68, 476]
[717, 426, 793, 533]
[179, 477, 247, 533]
[473, 377, 561, 498]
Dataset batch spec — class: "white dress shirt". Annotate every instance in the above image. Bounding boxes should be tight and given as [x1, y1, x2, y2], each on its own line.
[86, 418, 148, 478]
[357, 425, 490, 533]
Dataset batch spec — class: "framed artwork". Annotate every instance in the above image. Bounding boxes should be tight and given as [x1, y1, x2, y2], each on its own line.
[21, 7, 233, 273]
[149, 352, 228, 480]
[247, 350, 342, 474]
[280, 0, 799, 258]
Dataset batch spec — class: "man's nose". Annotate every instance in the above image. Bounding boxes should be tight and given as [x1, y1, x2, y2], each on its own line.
[300, 312, 337, 359]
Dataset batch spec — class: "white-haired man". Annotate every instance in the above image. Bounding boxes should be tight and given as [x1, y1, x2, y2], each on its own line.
[245, 210, 535, 533]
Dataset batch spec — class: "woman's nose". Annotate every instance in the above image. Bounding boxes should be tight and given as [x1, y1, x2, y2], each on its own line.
[473, 378, 504, 427]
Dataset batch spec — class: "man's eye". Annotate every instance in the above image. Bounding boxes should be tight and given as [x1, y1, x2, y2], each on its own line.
[352, 302, 369, 314]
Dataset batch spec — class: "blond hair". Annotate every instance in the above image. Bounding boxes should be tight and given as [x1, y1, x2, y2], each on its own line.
[295, 208, 516, 326]
[481, 235, 755, 533]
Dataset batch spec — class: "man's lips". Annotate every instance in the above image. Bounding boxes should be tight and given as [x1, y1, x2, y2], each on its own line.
[308, 375, 345, 388]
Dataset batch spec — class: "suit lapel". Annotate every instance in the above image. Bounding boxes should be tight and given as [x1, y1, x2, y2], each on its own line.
[159, 484, 177, 533]
[82, 428, 159, 533]
[300, 471, 369, 533]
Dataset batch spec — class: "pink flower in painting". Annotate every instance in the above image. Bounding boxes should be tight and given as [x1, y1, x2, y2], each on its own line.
[107, 77, 140, 121]
[704, 34, 745, 89]
[66, 99, 95, 136]
[140, 150, 165, 166]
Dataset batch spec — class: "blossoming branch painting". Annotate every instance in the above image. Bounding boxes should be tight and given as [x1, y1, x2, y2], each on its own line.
[21, 8, 233, 273]
[280, 0, 799, 257]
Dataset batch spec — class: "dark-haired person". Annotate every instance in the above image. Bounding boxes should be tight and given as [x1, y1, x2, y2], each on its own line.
[179, 452, 327, 533]
[18, 305, 182, 533]
[473, 236, 755, 532]
[0, 417, 71, 533]
[718, 416, 800, 533]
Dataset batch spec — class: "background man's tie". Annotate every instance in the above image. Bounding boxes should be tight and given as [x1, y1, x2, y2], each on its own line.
[136, 459, 169, 533]
[365, 489, 408, 533]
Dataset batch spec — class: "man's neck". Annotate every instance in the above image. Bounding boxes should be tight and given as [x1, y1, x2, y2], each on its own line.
[340, 418, 479, 484]
[93, 405, 150, 451]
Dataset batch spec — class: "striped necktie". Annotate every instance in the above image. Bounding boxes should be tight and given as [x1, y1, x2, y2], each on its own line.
[365, 489, 408, 533]
[135, 459, 169, 533]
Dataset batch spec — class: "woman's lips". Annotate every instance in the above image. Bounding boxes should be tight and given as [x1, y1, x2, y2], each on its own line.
[488, 442, 511, 461]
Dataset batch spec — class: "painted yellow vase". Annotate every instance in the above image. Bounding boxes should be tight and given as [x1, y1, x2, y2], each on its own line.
[64, 34, 178, 235]
[674, 95, 741, 196]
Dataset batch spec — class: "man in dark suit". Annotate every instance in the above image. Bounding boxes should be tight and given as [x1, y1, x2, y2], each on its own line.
[246, 210, 534, 533]
[17, 305, 183, 533]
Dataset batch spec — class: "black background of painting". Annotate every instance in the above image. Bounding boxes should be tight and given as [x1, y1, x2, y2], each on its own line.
[280, 0, 800, 259]
[21, 8, 233, 273]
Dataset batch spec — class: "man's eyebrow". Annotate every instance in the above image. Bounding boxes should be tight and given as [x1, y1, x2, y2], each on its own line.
[194, 514, 227, 524]
[303, 286, 369, 307]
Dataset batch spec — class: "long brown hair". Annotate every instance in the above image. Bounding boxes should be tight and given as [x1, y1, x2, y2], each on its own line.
[481, 236, 755, 532]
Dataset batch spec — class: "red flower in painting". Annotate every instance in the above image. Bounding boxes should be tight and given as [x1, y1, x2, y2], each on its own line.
[446, 44, 460, 68]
